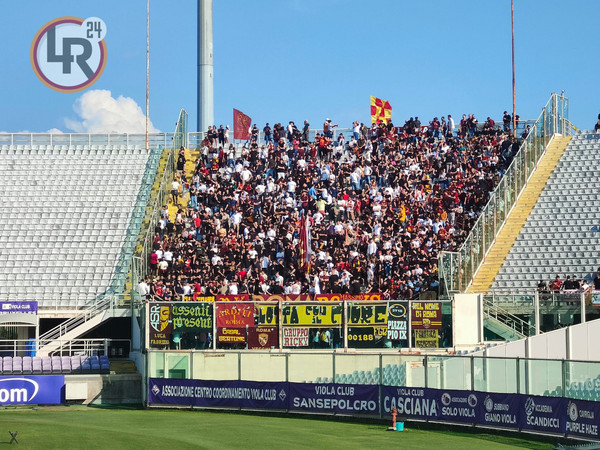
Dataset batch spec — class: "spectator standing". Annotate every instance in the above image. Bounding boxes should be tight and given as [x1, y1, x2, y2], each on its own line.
[263, 123, 272, 143]
[323, 118, 337, 138]
[503, 111, 512, 131]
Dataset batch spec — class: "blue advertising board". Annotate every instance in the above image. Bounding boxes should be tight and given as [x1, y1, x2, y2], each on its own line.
[148, 378, 288, 410]
[0, 376, 64, 405]
[289, 383, 379, 415]
[148, 379, 600, 440]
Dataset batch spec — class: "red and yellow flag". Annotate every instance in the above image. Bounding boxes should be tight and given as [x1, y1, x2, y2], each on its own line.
[370, 96, 392, 124]
[233, 109, 251, 140]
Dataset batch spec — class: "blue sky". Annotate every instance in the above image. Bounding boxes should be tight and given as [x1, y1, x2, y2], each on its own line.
[0, 1, 597, 133]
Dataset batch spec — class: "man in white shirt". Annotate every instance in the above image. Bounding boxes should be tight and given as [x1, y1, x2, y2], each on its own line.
[240, 168, 252, 184]
[138, 278, 150, 300]
[367, 239, 378, 256]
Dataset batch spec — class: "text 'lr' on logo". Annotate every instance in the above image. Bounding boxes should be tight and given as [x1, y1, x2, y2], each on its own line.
[30, 16, 107, 93]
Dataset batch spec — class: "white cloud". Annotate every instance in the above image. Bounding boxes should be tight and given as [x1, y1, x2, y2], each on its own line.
[46, 128, 63, 134]
[64, 89, 159, 133]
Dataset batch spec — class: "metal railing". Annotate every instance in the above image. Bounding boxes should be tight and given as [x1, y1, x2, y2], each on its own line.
[439, 93, 572, 296]
[483, 297, 536, 338]
[0, 338, 131, 357]
[0, 132, 175, 149]
[38, 294, 131, 344]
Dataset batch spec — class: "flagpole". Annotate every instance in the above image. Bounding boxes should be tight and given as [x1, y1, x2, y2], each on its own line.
[145, 0, 150, 152]
[511, 0, 516, 138]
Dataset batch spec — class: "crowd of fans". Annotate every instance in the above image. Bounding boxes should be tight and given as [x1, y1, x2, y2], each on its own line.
[538, 268, 600, 294]
[139, 114, 522, 302]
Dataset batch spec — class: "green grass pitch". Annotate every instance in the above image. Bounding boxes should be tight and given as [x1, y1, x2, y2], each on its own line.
[0, 405, 559, 449]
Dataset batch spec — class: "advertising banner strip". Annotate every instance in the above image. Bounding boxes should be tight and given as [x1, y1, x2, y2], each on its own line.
[148, 379, 600, 439]
[0, 301, 38, 314]
[289, 383, 380, 416]
[0, 376, 64, 405]
[148, 378, 288, 410]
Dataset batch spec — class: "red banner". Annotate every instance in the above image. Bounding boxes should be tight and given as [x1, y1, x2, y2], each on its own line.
[217, 295, 250, 302]
[233, 108, 251, 140]
[313, 293, 383, 302]
[216, 302, 254, 328]
[250, 294, 382, 302]
[251, 295, 286, 302]
[247, 327, 278, 349]
[411, 302, 442, 330]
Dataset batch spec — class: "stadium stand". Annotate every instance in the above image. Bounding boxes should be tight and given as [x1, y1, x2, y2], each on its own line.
[490, 132, 600, 292]
[0, 144, 154, 308]
[145, 117, 521, 300]
[0, 354, 109, 374]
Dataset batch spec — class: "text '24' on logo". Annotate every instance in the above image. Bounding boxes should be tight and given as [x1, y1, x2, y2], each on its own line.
[31, 16, 107, 93]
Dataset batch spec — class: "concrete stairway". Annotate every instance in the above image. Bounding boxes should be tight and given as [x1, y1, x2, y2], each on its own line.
[467, 136, 572, 293]
[109, 360, 138, 374]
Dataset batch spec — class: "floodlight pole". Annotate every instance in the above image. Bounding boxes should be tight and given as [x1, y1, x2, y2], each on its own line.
[511, 0, 516, 138]
[145, 0, 150, 152]
[198, 0, 214, 133]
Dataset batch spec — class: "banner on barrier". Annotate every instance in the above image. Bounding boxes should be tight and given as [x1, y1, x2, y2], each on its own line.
[413, 329, 439, 348]
[216, 303, 254, 328]
[172, 303, 212, 331]
[147, 377, 600, 439]
[347, 304, 387, 326]
[217, 328, 246, 344]
[148, 378, 288, 409]
[248, 327, 278, 349]
[314, 293, 383, 302]
[216, 295, 250, 302]
[281, 304, 343, 326]
[0, 301, 38, 314]
[520, 395, 563, 434]
[480, 392, 519, 428]
[289, 383, 379, 415]
[149, 303, 172, 347]
[347, 327, 385, 348]
[411, 302, 442, 329]
[0, 376, 64, 405]
[386, 302, 408, 341]
[282, 327, 309, 347]
[255, 304, 277, 325]
[565, 398, 600, 439]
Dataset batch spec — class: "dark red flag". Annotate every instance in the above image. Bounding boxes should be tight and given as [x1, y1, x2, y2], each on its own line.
[233, 109, 251, 140]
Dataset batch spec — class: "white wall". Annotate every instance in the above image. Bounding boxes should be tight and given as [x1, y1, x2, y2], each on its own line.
[453, 294, 483, 347]
[484, 318, 600, 361]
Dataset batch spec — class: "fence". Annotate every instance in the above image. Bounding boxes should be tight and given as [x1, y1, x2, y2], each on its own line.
[146, 350, 600, 440]
[0, 338, 131, 357]
[147, 351, 599, 399]
[439, 93, 573, 296]
[0, 132, 175, 149]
